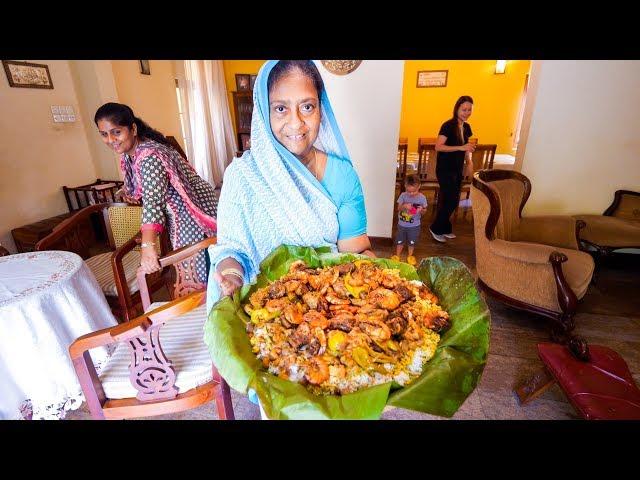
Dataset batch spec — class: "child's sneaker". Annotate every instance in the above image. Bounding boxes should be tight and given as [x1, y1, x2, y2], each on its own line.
[407, 255, 417, 266]
[443, 233, 457, 239]
[390, 255, 400, 262]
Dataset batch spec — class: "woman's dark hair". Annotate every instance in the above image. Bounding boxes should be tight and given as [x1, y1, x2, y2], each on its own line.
[94, 102, 171, 147]
[451, 95, 473, 121]
[450, 95, 474, 143]
[267, 60, 325, 99]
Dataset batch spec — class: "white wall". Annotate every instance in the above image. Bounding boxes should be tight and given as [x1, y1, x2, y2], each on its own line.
[520, 60, 640, 215]
[0, 60, 98, 252]
[111, 60, 183, 147]
[69, 60, 121, 179]
[316, 60, 405, 238]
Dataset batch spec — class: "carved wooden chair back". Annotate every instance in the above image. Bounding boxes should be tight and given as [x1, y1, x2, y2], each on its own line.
[69, 236, 234, 420]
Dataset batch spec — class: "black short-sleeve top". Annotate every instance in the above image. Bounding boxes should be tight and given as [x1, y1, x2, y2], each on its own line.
[437, 119, 472, 173]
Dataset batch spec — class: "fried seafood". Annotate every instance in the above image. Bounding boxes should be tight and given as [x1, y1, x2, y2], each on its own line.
[245, 260, 451, 395]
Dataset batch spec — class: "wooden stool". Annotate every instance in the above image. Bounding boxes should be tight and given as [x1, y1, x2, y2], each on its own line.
[515, 339, 640, 419]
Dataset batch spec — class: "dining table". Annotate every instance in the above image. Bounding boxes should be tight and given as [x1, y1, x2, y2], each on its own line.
[0, 250, 118, 419]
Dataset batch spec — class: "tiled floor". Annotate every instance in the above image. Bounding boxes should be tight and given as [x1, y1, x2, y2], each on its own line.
[66, 196, 640, 420]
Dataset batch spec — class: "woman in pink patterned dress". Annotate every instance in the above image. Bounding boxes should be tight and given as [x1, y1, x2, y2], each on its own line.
[94, 103, 218, 283]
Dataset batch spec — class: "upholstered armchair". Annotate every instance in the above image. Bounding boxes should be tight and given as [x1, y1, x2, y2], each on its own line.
[573, 190, 640, 262]
[471, 170, 595, 340]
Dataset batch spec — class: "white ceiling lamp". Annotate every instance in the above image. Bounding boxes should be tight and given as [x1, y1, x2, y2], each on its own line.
[495, 60, 507, 74]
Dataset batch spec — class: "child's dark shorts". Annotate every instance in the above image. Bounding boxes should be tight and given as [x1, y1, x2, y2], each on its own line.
[395, 225, 421, 246]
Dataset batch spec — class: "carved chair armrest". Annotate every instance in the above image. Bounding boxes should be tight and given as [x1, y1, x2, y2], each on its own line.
[516, 216, 583, 250]
[69, 292, 204, 361]
[137, 237, 217, 311]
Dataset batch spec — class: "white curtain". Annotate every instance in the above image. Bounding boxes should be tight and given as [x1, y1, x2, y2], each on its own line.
[181, 60, 236, 187]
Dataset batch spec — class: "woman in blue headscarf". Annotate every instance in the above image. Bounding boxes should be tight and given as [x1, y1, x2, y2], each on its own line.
[206, 60, 373, 311]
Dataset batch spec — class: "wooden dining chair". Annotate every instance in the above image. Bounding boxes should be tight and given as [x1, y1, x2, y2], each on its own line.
[396, 143, 408, 188]
[417, 143, 440, 213]
[69, 237, 235, 420]
[459, 144, 497, 219]
[36, 202, 168, 322]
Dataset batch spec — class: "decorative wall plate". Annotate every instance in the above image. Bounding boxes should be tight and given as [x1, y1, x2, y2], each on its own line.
[320, 60, 363, 75]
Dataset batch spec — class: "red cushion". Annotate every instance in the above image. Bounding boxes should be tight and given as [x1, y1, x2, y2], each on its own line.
[538, 343, 640, 420]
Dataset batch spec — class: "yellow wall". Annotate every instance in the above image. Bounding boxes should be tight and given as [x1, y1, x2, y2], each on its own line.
[111, 60, 183, 149]
[222, 60, 265, 140]
[399, 60, 531, 154]
[0, 61, 97, 251]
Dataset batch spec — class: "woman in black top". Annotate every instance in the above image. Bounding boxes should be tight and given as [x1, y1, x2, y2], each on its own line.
[429, 95, 476, 242]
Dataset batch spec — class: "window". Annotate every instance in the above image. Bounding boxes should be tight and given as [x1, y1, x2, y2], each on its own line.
[175, 78, 188, 152]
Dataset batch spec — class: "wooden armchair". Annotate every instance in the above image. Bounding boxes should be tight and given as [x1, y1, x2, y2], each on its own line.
[573, 190, 640, 263]
[471, 170, 595, 341]
[35, 203, 167, 322]
[69, 237, 234, 420]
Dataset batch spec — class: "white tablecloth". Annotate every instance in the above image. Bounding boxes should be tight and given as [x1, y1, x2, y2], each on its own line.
[0, 251, 118, 419]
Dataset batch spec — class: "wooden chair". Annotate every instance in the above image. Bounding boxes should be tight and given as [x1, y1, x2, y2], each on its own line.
[417, 137, 437, 149]
[69, 237, 235, 420]
[396, 143, 408, 188]
[471, 170, 594, 341]
[573, 190, 640, 266]
[459, 144, 497, 219]
[417, 142, 440, 213]
[63, 179, 124, 213]
[35, 203, 167, 322]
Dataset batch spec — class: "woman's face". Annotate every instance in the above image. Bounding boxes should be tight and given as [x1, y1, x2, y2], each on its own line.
[269, 70, 320, 159]
[97, 119, 137, 155]
[457, 102, 473, 122]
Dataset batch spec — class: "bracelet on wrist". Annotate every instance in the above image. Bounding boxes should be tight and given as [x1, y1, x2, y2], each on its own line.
[140, 241, 156, 249]
[220, 268, 244, 281]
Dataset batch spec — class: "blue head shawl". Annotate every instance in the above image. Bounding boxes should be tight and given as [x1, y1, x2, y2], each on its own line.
[206, 60, 354, 311]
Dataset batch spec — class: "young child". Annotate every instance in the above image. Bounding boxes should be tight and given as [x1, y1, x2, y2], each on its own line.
[391, 175, 427, 266]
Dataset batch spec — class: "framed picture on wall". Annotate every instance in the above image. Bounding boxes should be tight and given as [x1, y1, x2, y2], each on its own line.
[2, 60, 53, 89]
[240, 133, 251, 151]
[236, 73, 251, 91]
[139, 60, 151, 75]
[417, 70, 448, 88]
